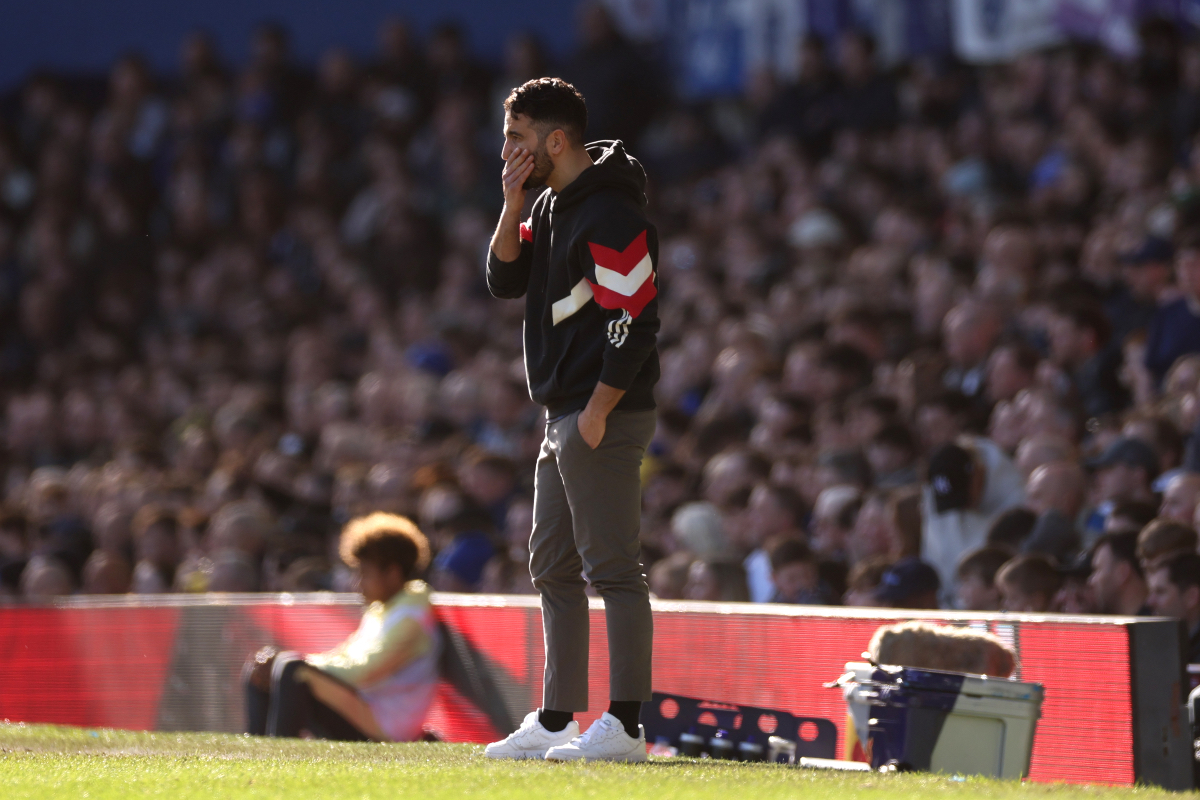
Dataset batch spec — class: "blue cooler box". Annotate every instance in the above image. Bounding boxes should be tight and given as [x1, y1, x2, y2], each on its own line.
[864, 665, 1043, 779]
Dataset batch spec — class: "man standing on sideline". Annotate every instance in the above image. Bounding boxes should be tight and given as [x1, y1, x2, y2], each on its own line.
[482, 78, 660, 762]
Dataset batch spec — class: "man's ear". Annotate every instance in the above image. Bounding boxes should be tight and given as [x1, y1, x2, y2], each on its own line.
[548, 129, 566, 156]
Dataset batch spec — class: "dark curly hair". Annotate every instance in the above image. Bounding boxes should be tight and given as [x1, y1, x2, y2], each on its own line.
[504, 77, 587, 144]
[339, 512, 431, 578]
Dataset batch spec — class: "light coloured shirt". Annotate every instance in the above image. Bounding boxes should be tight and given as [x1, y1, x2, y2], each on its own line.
[922, 437, 1025, 606]
[744, 548, 774, 603]
[307, 580, 440, 741]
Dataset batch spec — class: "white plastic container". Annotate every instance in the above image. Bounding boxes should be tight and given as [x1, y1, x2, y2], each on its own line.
[838, 661, 1043, 779]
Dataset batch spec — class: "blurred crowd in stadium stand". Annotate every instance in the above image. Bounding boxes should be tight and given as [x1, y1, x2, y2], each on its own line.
[7, 7, 1200, 634]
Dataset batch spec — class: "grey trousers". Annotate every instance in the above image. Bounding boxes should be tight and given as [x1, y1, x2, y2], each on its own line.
[529, 408, 656, 712]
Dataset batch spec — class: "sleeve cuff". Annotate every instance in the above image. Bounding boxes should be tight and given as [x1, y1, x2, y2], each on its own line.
[600, 358, 640, 391]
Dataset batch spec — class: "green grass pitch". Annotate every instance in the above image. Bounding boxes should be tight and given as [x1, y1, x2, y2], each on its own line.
[0, 723, 1186, 799]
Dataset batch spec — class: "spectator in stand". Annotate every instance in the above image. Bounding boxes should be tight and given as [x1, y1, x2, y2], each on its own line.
[458, 451, 518, 531]
[765, 536, 825, 604]
[21, 555, 74, 597]
[1022, 461, 1085, 561]
[814, 448, 873, 492]
[210, 551, 260, 592]
[131, 505, 181, 593]
[986, 507, 1038, 551]
[1046, 300, 1127, 417]
[429, 500, 496, 593]
[1122, 413, 1183, 488]
[755, 34, 837, 151]
[1159, 472, 1200, 523]
[1089, 531, 1151, 616]
[1135, 518, 1197, 573]
[955, 546, 1012, 611]
[922, 439, 1024, 599]
[873, 557, 940, 610]
[1084, 438, 1161, 537]
[1146, 552, 1200, 664]
[1113, 236, 1174, 345]
[1055, 555, 1097, 614]
[648, 552, 693, 600]
[832, 30, 897, 133]
[996, 554, 1062, 613]
[1146, 230, 1200, 385]
[914, 392, 973, 456]
[889, 488, 923, 560]
[81, 550, 132, 594]
[866, 423, 920, 489]
[671, 502, 732, 561]
[985, 343, 1040, 406]
[844, 557, 891, 607]
[941, 301, 1003, 403]
[683, 559, 749, 603]
[742, 483, 807, 603]
[848, 490, 900, 566]
[1014, 434, 1077, 480]
[1106, 501, 1160, 535]
[809, 485, 862, 564]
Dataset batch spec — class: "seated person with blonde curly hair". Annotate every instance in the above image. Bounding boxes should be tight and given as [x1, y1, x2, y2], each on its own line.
[244, 513, 440, 741]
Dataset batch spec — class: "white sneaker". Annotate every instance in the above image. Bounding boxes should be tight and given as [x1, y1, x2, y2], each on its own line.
[484, 711, 580, 759]
[544, 712, 647, 762]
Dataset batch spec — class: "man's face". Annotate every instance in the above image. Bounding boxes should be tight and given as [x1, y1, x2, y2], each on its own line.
[1147, 567, 1186, 618]
[684, 562, 720, 601]
[1095, 463, 1145, 504]
[986, 348, 1032, 404]
[1161, 477, 1200, 523]
[1088, 544, 1124, 613]
[957, 572, 1000, 611]
[746, 486, 791, 543]
[916, 405, 960, 453]
[502, 112, 554, 190]
[1054, 576, 1096, 614]
[849, 501, 893, 563]
[1047, 314, 1084, 367]
[773, 560, 818, 602]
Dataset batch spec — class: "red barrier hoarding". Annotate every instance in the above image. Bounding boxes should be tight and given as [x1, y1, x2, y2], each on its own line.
[0, 595, 1168, 786]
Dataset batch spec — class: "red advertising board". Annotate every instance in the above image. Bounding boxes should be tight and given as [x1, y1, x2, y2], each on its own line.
[0, 595, 1162, 786]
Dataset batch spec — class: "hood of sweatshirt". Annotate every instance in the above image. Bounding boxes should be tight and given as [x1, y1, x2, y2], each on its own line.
[552, 139, 647, 211]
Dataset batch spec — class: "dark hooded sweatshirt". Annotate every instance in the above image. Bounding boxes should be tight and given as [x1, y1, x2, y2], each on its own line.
[486, 140, 660, 418]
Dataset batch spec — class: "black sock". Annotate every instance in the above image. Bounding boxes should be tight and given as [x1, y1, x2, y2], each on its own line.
[538, 708, 574, 733]
[607, 701, 641, 739]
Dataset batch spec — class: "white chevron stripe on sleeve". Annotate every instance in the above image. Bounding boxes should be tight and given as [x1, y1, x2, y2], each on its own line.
[593, 253, 653, 297]
[607, 310, 632, 347]
[551, 278, 594, 325]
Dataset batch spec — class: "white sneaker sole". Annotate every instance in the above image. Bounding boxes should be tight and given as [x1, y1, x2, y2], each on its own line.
[545, 748, 648, 763]
[484, 747, 552, 760]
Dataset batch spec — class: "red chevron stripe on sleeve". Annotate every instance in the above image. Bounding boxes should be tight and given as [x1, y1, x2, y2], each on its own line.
[586, 230, 657, 318]
[519, 219, 532, 242]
